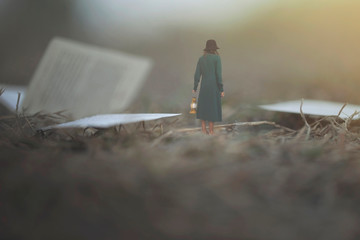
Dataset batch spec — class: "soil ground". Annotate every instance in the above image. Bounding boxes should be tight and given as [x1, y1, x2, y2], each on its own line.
[1, 108, 360, 240]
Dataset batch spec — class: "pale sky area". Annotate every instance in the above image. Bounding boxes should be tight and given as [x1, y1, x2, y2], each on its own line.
[73, 0, 275, 33]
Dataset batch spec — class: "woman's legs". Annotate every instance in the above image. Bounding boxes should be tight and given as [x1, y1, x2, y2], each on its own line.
[209, 121, 214, 135]
[201, 120, 209, 134]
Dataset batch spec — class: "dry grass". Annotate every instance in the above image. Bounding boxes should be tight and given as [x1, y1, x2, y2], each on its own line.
[1, 110, 360, 240]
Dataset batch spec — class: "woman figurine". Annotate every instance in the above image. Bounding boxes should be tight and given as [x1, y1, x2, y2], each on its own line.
[193, 39, 225, 135]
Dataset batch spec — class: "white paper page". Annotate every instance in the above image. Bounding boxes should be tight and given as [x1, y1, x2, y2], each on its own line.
[260, 99, 360, 119]
[22, 37, 152, 119]
[41, 113, 181, 130]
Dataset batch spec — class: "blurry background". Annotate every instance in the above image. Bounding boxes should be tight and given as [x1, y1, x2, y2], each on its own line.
[1, 0, 360, 115]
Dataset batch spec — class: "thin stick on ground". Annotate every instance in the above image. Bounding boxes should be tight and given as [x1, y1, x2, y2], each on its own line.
[175, 121, 295, 133]
[150, 130, 174, 147]
[344, 111, 359, 131]
[300, 98, 311, 140]
[337, 103, 347, 118]
[24, 115, 36, 133]
[15, 92, 21, 114]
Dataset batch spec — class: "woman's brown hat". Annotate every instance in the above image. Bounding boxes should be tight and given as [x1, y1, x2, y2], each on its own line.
[204, 39, 219, 51]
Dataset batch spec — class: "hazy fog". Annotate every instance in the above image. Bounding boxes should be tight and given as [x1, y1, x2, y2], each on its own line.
[1, 0, 360, 114]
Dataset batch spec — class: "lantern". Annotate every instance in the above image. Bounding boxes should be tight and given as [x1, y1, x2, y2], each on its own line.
[189, 97, 197, 114]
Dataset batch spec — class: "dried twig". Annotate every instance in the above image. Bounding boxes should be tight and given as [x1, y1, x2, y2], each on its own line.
[300, 98, 311, 140]
[344, 111, 359, 131]
[152, 124, 164, 135]
[150, 130, 174, 147]
[15, 92, 21, 114]
[337, 103, 347, 118]
[175, 121, 295, 133]
[294, 126, 307, 141]
[24, 115, 36, 133]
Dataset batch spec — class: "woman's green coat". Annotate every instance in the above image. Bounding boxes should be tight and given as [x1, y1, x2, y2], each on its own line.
[193, 53, 223, 122]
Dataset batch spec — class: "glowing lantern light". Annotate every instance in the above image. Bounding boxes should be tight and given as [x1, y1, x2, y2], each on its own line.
[189, 97, 197, 114]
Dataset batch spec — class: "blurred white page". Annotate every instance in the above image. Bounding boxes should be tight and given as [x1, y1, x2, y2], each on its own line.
[41, 113, 181, 130]
[22, 37, 152, 119]
[260, 99, 360, 119]
[0, 85, 27, 111]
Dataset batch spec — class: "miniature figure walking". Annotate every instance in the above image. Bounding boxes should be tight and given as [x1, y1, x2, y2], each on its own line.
[193, 39, 225, 135]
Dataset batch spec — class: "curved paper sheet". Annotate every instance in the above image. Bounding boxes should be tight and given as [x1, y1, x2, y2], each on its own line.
[41, 113, 181, 130]
[260, 99, 360, 119]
